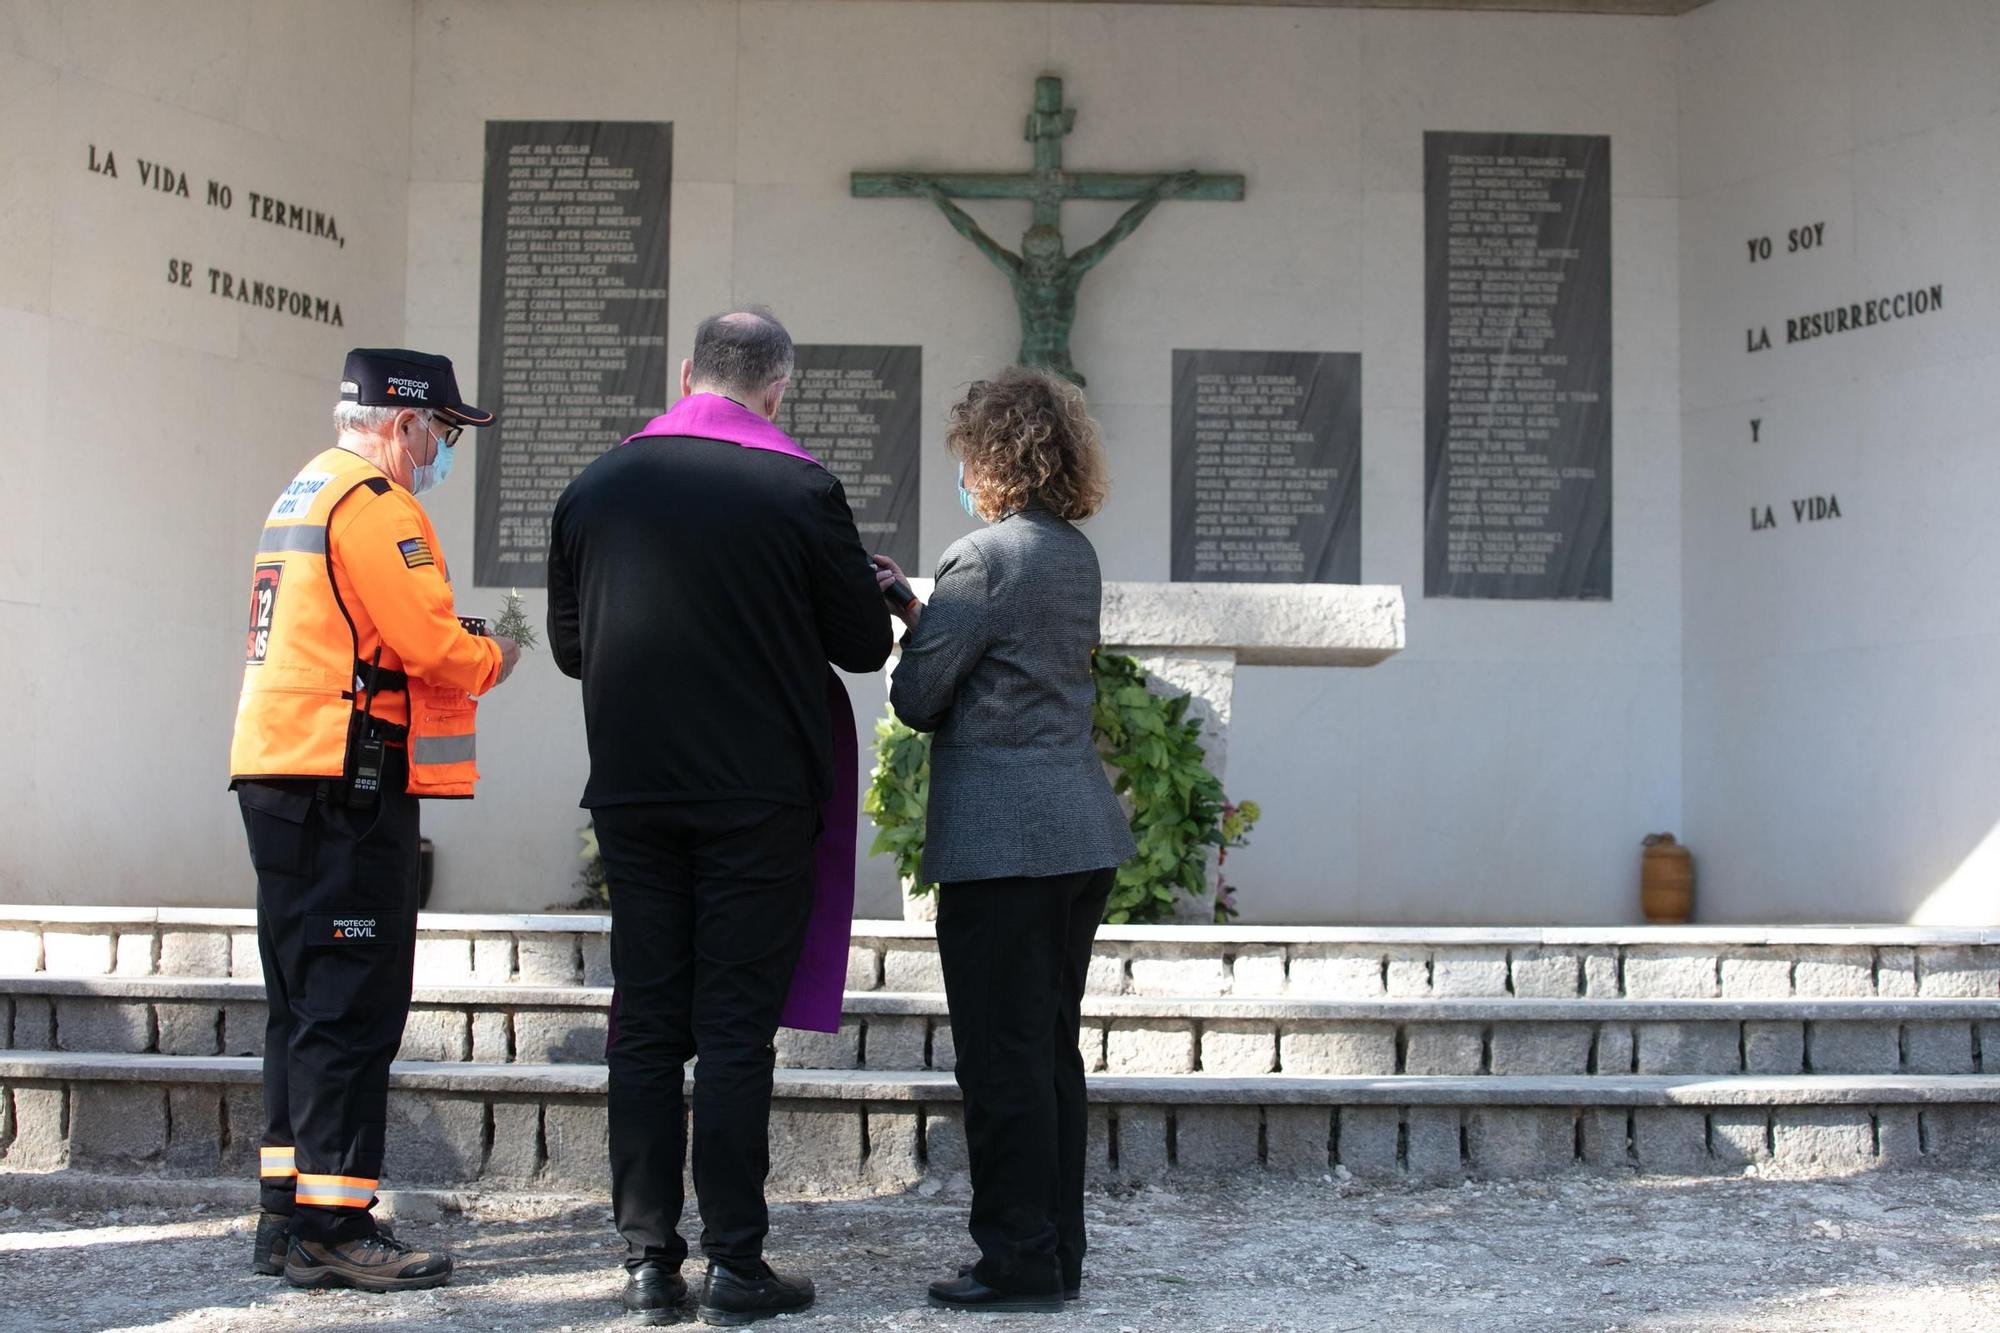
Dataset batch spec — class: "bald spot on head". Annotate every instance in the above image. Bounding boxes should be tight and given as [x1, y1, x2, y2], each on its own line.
[689, 306, 794, 399]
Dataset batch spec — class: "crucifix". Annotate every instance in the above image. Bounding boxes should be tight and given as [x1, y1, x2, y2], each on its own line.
[853, 75, 1245, 385]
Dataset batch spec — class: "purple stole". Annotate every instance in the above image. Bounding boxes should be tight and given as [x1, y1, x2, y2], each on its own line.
[610, 393, 860, 1034]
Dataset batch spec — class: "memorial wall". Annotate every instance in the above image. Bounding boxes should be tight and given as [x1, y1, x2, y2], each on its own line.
[17, 0, 1980, 927]
[0, 0, 415, 904]
[398, 0, 1684, 924]
[0, 0, 1683, 923]
[474, 121, 673, 586]
[1677, 0, 2000, 921]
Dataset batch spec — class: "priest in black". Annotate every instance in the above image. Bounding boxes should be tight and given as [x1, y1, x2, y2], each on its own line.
[548, 308, 892, 1326]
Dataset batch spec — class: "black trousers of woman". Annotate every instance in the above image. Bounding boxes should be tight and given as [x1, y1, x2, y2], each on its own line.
[934, 866, 1115, 1295]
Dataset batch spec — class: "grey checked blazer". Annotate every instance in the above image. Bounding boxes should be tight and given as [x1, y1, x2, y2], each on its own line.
[889, 504, 1136, 885]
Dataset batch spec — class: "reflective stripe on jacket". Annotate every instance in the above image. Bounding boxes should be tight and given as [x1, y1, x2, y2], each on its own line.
[229, 447, 500, 797]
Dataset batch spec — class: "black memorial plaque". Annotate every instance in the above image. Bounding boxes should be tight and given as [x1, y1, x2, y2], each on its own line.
[1170, 349, 1360, 583]
[775, 345, 921, 571]
[476, 121, 671, 586]
[1424, 131, 1611, 599]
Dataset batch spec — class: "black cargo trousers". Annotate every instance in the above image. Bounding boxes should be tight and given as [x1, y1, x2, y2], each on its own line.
[237, 748, 421, 1244]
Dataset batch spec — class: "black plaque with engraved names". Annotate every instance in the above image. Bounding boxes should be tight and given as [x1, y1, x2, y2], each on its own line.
[475, 120, 672, 586]
[1171, 349, 1360, 583]
[1425, 131, 1611, 600]
[775, 345, 922, 572]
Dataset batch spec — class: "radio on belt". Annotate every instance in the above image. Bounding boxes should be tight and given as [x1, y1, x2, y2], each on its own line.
[349, 648, 387, 807]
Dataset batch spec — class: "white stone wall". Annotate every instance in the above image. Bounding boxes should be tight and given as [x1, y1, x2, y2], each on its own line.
[0, 0, 413, 903]
[406, 1, 1683, 922]
[1215, 6, 1684, 925]
[8, 2, 1685, 923]
[1678, 0, 2000, 923]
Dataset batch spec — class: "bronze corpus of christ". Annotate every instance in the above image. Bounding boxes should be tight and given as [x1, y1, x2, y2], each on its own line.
[853, 76, 1245, 385]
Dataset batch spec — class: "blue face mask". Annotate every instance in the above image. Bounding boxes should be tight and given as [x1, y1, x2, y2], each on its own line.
[957, 462, 981, 522]
[410, 419, 455, 495]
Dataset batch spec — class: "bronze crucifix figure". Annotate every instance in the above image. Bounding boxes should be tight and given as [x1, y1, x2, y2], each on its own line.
[853, 76, 1245, 385]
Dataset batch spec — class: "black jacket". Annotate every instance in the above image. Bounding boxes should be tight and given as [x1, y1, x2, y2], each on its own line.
[548, 435, 893, 809]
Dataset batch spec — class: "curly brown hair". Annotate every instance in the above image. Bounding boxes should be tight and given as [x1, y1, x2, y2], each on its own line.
[946, 367, 1110, 522]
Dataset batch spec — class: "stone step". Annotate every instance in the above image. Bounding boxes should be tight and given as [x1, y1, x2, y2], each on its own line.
[3, 1051, 1998, 1188]
[6, 907, 1999, 1003]
[9, 975, 2000, 1078]
[23, 973, 2000, 1022]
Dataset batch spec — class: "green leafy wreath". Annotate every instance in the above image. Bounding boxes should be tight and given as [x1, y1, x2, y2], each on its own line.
[865, 650, 1259, 925]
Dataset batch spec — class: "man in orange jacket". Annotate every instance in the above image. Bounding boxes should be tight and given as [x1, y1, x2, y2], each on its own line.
[229, 348, 519, 1293]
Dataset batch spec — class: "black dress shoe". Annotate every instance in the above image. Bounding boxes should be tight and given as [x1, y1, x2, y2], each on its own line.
[624, 1261, 689, 1325]
[959, 1263, 1079, 1301]
[928, 1273, 1065, 1313]
[698, 1262, 815, 1326]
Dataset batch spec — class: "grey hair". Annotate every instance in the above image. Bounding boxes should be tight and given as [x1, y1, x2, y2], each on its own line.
[689, 307, 793, 396]
[333, 402, 405, 435]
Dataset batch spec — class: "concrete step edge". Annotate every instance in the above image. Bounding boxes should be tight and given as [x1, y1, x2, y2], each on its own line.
[8, 1052, 2000, 1107]
[11, 976, 2000, 1022]
[6, 908, 1997, 946]
[0, 1170, 585, 1215]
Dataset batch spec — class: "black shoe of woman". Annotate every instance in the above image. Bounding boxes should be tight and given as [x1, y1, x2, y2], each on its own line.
[928, 1272, 1066, 1313]
[958, 1262, 1080, 1301]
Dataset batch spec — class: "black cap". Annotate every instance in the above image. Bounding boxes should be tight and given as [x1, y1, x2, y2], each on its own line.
[338, 348, 494, 426]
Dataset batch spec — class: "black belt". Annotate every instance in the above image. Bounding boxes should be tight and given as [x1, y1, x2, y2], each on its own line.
[355, 659, 409, 693]
[237, 744, 409, 804]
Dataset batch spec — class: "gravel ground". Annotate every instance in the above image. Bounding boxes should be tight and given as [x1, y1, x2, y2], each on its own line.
[2, 1169, 1998, 1332]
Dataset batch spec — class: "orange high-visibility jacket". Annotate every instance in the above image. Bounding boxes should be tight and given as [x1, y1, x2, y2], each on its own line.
[229, 447, 503, 797]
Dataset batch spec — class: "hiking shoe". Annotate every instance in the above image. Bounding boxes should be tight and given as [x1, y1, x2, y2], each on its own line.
[285, 1229, 452, 1292]
[697, 1262, 814, 1326]
[251, 1212, 291, 1276]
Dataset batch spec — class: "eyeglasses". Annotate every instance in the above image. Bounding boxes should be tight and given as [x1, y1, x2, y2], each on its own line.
[426, 413, 464, 447]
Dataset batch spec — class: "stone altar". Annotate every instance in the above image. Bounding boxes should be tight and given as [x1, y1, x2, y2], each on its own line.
[1098, 581, 1404, 783]
[900, 579, 1403, 782]
[895, 579, 1405, 916]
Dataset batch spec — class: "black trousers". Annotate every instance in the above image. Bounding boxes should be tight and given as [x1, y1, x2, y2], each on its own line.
[239, 763, 420, 1244]
[935, 866, 1114, 1294]
[596, 799, 819, 1273]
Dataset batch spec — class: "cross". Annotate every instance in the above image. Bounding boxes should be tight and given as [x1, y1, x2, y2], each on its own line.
[853, 76, 1245, 384]
[854, 75, 1245, 221]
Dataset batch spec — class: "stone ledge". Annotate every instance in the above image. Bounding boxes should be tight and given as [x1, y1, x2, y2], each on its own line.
[0, 908, 162, 926]
[4, 909, 1995, 947]
[1099, 582, 1405, 668]
[0, 977, 267, 1001]
[865, 923, 2000, 947]
[0, 1171, 599, 1214]
[156, 908, 258, 928]
[1080, 996, 2000, 1022]
[7, 1053, 2000, 1109]
[0, 1170, 640, 1215]
[0, 978, 619, 1007]
[11, 977, 2000, 1025]
[418, 913, 613, 934]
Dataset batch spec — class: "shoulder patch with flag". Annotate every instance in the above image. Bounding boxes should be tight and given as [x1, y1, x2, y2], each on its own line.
[397, 537, 436, 569]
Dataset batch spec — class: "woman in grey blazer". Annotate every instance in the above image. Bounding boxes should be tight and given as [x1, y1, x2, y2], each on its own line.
[874, 368, 1135, 1314]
